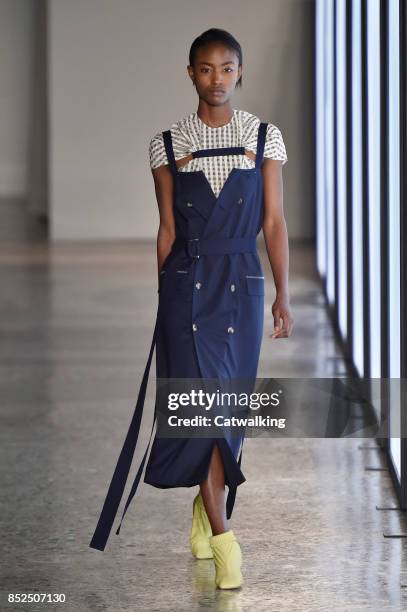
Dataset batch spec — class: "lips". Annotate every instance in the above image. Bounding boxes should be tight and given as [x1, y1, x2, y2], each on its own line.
[211, 90, 225, 94]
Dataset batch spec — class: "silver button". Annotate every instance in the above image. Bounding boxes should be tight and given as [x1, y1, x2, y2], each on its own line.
[227, 326, 234, 334]
[186, 201, 193, 207]
[237, 197, 244, 204]
[195, 282, 202, 289]
[192, 323, 198, 331]
[230, 284, 236, 292]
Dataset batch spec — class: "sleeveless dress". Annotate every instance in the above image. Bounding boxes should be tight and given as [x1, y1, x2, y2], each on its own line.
[89, 109, 287, 551]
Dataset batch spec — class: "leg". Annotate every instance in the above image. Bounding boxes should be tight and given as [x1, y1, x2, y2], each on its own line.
[199, 441, 229, 535]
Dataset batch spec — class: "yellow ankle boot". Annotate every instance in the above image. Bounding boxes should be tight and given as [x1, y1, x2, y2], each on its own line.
[190, 492, 213, 559]
[209, 529, 243, 589]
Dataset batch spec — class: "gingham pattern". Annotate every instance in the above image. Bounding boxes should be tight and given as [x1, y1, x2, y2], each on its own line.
[148, 109, 287, 198]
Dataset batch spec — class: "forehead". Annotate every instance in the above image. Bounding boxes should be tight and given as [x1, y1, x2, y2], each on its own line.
[194, 42, 239, 64]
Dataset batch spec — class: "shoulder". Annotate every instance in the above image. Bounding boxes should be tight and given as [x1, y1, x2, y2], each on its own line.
[148, 131, 166, 169]
[148, 113, 195, 169]
[236, 110, 287, 165]
[263, 123, 287, 164]
[237, 110, 288, 165]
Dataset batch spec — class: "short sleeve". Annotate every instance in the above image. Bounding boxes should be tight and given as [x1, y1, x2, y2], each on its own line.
[263, 124, 288, 165]
[148, 132, 168, 169]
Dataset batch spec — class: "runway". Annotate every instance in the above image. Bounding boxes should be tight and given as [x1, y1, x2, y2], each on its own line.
[1, 213, 407, 611]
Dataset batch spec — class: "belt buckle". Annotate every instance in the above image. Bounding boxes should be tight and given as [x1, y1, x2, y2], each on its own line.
[187, 238, 200, 259]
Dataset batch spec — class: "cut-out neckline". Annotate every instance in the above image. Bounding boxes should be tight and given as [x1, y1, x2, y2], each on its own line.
[162, 120, 267, 200]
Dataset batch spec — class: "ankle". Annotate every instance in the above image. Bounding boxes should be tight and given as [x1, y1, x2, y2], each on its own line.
[212, 527, 230, 536]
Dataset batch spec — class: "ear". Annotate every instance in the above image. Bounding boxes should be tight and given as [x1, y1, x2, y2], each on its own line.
[187, 65, 195, 84]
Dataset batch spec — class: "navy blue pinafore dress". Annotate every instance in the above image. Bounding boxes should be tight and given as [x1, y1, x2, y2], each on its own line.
[89, 121, 268, 551]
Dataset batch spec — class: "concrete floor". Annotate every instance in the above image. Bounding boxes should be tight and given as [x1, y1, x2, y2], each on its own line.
[1, 205, 407, 611]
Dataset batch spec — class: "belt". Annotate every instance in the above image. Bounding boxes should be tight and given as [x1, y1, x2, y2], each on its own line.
[173, 236, 257, 259]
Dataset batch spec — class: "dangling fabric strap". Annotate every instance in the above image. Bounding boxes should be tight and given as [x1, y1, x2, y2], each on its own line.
[225, 441, 244, 519]
[89, 310, 159, 551]
[255, 122, 268, 169]
[115, 410, 156, 535]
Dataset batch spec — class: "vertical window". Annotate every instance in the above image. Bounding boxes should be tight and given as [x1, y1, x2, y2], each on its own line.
[388, 0, 401, 479]
[316, 0, 327, 277]
[326, 0, 336, 305]
[351, 0, 364, 376]
[366, 0, 381, 378]
[336, 0, 348, 339]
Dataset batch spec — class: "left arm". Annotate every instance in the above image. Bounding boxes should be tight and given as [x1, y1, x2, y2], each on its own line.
[261, 158, 294, 339]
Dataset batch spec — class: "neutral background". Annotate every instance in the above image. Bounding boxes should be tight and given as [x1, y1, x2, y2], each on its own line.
[0, 0, 314, 241]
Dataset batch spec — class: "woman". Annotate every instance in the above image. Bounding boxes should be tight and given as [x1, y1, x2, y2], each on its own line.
[90, 27, 293, 590]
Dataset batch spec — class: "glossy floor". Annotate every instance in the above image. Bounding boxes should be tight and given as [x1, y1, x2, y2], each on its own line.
[1, 207, 406, 611]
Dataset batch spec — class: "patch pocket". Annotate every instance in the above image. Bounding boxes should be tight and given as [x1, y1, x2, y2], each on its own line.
[174, 269, 192, 299]
[245, 275, 265, 295]
[175, 269, 189, 282]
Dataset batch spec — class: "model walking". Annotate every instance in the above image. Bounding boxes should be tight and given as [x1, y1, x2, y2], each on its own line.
[90, 27, 293, 590]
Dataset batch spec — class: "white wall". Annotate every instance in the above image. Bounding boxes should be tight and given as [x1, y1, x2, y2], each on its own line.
[0, 0, 35, 197]
[48, 0, 314, 241]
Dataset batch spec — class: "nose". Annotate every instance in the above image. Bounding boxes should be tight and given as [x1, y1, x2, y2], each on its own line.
[212, 71, 224, 86]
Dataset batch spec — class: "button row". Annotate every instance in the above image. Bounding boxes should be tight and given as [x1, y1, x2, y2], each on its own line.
[194, 281, 236, 292]
[186, 198, 244, 206]
[192, 323, 234, 334]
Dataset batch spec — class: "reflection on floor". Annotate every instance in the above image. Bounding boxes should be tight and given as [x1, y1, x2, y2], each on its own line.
[1, 215, 407, 610]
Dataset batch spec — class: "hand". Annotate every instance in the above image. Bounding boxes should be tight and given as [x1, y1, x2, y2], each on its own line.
[270, 295, 294, 338]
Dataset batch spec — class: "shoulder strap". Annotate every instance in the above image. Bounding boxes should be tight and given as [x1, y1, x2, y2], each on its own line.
[255, 122, 268, 169]
[162, 130, 177, 172]
[192, 146, 246, 159]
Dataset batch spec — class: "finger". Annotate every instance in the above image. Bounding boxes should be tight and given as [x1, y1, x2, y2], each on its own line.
[273, 310, 281, 331]
[271, 313, 290, 338]
[272, 328, 288, 339]
[282, 312, 290, 332]
[270, 327, 286, 338]
[274, 312, 288, 334]
[270, 318, 281, 337]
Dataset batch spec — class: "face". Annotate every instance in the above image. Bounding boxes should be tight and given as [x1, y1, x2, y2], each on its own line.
[188, 42, 242, 105]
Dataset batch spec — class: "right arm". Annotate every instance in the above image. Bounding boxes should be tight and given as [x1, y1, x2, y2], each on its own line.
[151, 164, 176, 286]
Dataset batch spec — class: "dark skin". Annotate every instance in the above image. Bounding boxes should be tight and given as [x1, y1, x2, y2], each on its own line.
[151, 42, 294, 535]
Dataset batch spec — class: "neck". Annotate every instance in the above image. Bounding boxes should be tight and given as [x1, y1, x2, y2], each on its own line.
[196, 101, 234, 128]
